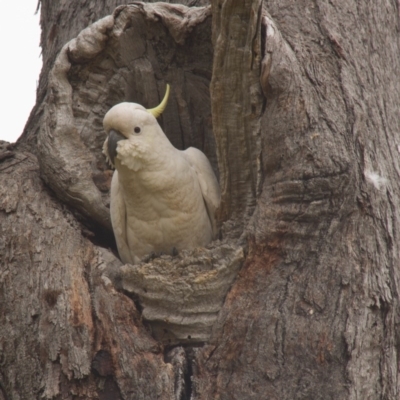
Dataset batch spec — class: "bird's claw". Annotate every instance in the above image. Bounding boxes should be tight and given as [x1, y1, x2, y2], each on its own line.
[142, 248, 178, 263]
[142, 251, 164, 263]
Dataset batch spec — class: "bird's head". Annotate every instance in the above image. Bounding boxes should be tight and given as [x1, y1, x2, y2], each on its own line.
[103, 84, 171, 171]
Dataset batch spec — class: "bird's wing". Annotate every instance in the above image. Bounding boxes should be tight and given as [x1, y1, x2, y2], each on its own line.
[110, 171, 133, 264]
[182, 147, 221, 238]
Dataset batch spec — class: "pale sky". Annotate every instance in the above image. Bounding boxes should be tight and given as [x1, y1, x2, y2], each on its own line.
[0, 1, 42, 143]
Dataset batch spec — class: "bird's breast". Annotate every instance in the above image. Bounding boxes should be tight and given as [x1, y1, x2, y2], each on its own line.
[120, 166, 202, 218]
[115, 154, 213, 258]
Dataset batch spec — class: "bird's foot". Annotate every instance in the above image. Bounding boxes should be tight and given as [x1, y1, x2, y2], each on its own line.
[141, 248, 178, 263]
[142, 251, 164, 263]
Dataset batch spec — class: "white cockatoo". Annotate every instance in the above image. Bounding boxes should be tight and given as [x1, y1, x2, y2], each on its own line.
[103, 85, 221, 265]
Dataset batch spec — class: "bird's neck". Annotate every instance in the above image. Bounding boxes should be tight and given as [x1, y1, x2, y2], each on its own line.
[115, 147, 182, 201]
[115, 143, 177, 175]
[115, 138, 175, 171]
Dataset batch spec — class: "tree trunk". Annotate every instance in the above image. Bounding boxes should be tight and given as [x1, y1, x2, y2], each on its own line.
[1, 1, 400, 399]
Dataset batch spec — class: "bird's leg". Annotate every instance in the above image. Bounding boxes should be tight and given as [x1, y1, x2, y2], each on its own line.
[171, 247, 179, 257]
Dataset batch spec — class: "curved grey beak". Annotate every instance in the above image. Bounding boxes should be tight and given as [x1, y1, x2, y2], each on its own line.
[108, 129, 126, 165]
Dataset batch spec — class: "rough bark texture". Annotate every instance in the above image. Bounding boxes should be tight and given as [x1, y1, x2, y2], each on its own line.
[0, 149, 175, 399]
[118, 243, 243, 345]
[193, 1, 400, 399]
[2, 0, 400, 399]
[210, 0, 264, 236]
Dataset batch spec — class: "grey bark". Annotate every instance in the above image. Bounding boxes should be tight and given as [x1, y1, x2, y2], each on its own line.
[193, 2, 400, 399]
[1, 0, 400, 399]
[210, 0, 263, 236]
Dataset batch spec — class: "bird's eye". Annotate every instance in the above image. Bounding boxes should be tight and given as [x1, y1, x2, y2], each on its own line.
[134, 127, 141, 134]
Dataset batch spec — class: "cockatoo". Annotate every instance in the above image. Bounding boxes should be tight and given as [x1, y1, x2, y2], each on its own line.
[103, 85, 220, 265]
